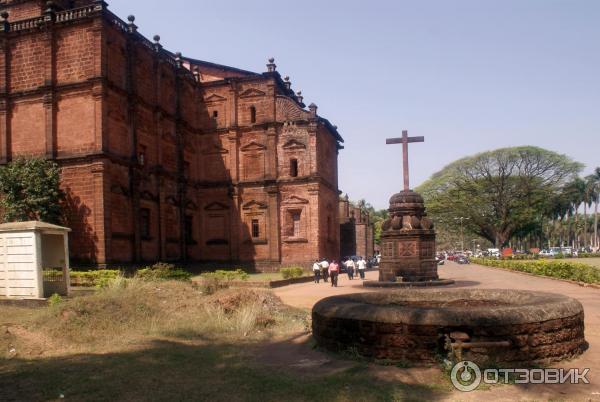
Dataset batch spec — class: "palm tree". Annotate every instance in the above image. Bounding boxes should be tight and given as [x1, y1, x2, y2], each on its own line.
[593, 167, 600, 249]
[583, 175, 597, 248]
[564, 178, 586, 249]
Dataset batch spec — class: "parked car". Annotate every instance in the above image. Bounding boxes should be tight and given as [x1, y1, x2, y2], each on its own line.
[487, 248, 500, 258]
[455, 255, 470, 264]
[539, 249, 555, 257]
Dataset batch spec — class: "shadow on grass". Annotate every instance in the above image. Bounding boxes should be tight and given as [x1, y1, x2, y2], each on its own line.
[0, 337, 450, 402]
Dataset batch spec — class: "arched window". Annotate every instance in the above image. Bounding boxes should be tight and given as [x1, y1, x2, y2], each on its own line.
[250, 106, 256, 123]
[290, 158, 298, 177]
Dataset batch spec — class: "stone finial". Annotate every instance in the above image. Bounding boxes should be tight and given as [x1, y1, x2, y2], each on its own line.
[43, 1, 56, 22]
[266, 57, 276, 72]
[175, 52, 182, 68]
[0, 11, 9, 32]
[93, 0, 108, 9]
[153, 35, 162, 52]
[283, 76, 291, 90]
[193, 66, 201, 82]
[127, 15, 137, 33]
[296, 91, 303, 104]
[308, 103, 318, 116]
[45, 1, 56, 13]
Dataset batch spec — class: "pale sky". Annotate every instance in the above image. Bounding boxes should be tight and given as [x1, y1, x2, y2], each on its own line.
[110, 0, 600, 209]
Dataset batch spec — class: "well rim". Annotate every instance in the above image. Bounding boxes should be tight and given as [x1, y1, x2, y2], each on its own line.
[312, 289, 583, 326]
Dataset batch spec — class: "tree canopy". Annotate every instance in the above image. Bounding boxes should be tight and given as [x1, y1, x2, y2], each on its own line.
[0, 158, 64, 224]
[417, 146, 583, 247]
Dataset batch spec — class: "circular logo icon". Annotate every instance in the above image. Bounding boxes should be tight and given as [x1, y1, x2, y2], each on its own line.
[450, 361, 482, 392]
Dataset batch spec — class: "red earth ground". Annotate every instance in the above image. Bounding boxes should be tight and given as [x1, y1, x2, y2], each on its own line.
[269, 262, 600, 401]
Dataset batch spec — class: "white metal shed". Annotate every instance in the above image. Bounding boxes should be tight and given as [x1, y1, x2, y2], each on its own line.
[0, 221, 71, 299]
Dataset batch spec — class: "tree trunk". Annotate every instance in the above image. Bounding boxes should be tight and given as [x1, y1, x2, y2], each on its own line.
[584, 202, 588, 248]
[595, 200, 599, 249]
[574, 213, 578, 249]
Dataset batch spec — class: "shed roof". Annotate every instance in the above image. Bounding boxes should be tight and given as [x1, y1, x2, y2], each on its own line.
[0, 221, 71, 233]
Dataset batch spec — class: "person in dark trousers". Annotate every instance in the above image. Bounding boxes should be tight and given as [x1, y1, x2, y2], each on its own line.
[357, 257, 367, 279]
[329, 260, 339, 287]
[320, 258, 329, 283]
[345, 258, 355, 280]
[312, 260, 322, 283]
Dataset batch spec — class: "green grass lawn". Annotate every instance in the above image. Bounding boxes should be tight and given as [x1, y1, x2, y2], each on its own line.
[246, 272, 287, 281]
[578, 257, 600, 268]
[0, 279, 451, 401]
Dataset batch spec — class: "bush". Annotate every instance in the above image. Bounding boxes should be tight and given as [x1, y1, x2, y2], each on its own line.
[578, 253, 600, 258]
[279, 266, 304, 279]
[198, 269, 249, 294]
[48, 293, 63, 307]
[70, 270, 121, 287]
[471, 258, 600, 284]
[0, 157, 64, 223]
[135, 262, 192, 281]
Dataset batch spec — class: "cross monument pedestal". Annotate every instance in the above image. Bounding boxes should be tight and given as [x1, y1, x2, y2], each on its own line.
[365, 130, 453, 287]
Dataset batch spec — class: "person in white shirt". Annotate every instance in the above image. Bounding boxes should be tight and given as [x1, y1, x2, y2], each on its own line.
[312, 260, 322, 283]
[357, 257, 367, 279]
[320, 259, 329, 283]
[345, 258, 356, 280]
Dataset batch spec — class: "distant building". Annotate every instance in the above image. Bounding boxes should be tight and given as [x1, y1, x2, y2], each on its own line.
[339, 196, 374, 258]
[0, 0, 343, 269]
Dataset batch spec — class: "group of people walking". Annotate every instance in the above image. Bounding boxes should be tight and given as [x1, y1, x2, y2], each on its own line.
[312, 257, 368, 287]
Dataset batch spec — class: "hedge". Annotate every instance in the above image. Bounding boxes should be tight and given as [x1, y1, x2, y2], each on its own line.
[471, 258, 600, 284]
[280, 266, 305, 279]
[198, 269, 249, 294]
[70, 270, 121, 287]
[134, 262, 192, 281]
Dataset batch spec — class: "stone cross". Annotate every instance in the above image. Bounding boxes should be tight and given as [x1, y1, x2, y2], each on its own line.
[386, 130, 425, 191]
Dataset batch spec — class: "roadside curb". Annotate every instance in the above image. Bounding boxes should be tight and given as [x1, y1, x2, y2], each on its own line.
[193, 275, 315, 289]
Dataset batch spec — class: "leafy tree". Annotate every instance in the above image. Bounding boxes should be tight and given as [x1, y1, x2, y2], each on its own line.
[348, 198, 388, 245]
[417, 146, 582, 247]
[0, 158, 64, 224]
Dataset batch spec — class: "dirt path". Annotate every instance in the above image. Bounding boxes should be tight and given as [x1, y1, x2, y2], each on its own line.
[273, 263, 600, 401]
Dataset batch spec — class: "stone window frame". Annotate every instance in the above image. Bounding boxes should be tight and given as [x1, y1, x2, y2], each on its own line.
[282, 207, 308, 243]
[140, 208, 151, 240]
[281, 139, 307, 178]
[138, 144, 147, 167]
[251, 219, 260, 238]
[289, 158, 299, 178]
[203, 202, 230, 246]
[240, 141, 267, 181]
[242, 201, 268, 245]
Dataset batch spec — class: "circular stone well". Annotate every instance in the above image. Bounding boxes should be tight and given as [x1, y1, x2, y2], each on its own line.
[312, 289, 586, 365]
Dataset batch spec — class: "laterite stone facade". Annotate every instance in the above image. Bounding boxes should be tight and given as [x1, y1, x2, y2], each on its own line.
[0, 0, 343, 268]
[338, 195, 374, 259]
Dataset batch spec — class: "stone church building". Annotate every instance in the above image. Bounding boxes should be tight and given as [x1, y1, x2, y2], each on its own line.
[0, 0, 343, 268]
[339, 196, 374, 259]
